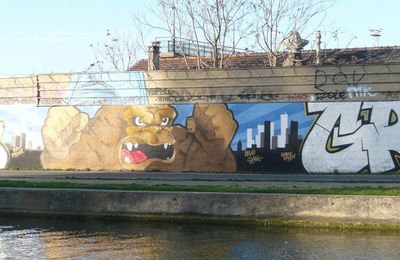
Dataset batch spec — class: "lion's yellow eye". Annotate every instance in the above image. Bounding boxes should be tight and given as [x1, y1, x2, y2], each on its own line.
[161, 116, 169, 126]
[132, 116, 145, 126]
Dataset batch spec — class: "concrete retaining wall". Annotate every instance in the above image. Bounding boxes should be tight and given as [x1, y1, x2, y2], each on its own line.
[2, 65, 400, 174]
[0, 188, 399, 223]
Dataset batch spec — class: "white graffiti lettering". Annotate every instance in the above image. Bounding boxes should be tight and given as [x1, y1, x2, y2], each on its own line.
[302, 102, 400, 173]
[346, 86, 376, 99]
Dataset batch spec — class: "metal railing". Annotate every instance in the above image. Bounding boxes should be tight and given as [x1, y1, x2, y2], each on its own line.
[155, 37, 247, 57]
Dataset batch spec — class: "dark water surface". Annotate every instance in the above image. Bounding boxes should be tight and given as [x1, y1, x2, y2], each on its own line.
[0, 216, 400, 259]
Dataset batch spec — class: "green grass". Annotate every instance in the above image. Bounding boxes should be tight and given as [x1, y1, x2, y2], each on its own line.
[1, 179, 400, 196]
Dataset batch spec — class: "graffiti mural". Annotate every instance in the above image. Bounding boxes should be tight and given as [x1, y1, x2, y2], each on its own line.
[0, 121, 10, 168]
[302, 102, 400, 173]
[1, 65, 400, 173]
[40, 104, 237, 172]
[0, 101, 400, 173]
[231, 103, 310, 172]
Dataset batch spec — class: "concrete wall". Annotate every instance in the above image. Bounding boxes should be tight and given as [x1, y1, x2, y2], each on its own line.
[1, 64, 400, 106]
[146, 64, 400, 104]
[0, 101, 399, 173]
[0, 188, 400, 223]
[0, 64, 400, 173]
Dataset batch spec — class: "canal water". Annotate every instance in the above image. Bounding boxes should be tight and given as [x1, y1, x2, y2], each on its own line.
[0, 216, 400, 259]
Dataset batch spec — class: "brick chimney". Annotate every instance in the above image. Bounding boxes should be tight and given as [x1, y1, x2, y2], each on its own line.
[148, 41, 161, 70]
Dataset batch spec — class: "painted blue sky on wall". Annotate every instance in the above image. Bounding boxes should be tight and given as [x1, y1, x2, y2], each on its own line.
[228, 103, 316, 150]
[173, 103, 317, 151]
[0, 103, 316, 152]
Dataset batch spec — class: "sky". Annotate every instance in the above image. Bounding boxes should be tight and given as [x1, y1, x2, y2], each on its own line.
[0, 0, 398, 76]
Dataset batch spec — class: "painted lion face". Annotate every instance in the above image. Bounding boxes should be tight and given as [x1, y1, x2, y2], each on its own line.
[119, 105, 177, 170]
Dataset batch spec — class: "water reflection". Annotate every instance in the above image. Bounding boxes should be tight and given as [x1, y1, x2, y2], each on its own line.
[0, 216, 399, 259]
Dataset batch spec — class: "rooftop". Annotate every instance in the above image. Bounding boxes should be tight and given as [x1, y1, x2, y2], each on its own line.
[129, 46, 400, 71]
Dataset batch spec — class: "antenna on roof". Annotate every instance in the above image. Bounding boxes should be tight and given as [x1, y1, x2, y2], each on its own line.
[369, 28, 382, 47]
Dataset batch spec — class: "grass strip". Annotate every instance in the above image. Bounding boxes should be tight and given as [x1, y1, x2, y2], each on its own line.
[0, 179, 400, 196]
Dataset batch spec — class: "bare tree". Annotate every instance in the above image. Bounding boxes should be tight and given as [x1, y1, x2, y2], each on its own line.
[254, 0, 333, 67]
[89, 29, 140, 72]
[137, 0, 256, 69]
[90, 0, 334, 71]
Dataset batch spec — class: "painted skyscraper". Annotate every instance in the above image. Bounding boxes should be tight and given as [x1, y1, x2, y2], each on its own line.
[278, 113, 288, 148]
[247, 128, 253, 148]
[244, 113, 299, 151]
[256, 124, 264, 148]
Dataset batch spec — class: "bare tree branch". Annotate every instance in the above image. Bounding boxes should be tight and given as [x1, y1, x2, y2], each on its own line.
[255, 0, 333, 66]
[140, 0, 256, 69]
[89, 29, 140, 72]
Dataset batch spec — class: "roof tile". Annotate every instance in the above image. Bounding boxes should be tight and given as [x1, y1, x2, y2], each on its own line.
[129, 46, 400, 71]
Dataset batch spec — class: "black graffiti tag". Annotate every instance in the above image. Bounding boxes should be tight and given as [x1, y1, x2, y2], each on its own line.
[314, 69, 366, 90]
[314, 69, 366, 101]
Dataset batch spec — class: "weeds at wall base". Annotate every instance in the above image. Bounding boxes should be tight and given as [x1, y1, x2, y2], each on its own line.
[1, 210, 400, 232]
[1, 179, 400, 196]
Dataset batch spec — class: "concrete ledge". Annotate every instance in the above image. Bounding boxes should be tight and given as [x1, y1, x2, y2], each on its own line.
[0, 188, 399, 224]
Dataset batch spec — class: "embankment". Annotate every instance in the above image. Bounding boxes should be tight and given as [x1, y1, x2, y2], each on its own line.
[0, 187, 399, 228]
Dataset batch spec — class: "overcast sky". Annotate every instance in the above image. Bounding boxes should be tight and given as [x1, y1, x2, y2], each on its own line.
[0, 0, 398, 76]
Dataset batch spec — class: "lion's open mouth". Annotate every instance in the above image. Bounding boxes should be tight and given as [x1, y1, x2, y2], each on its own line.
[121, 142, 174, 164]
